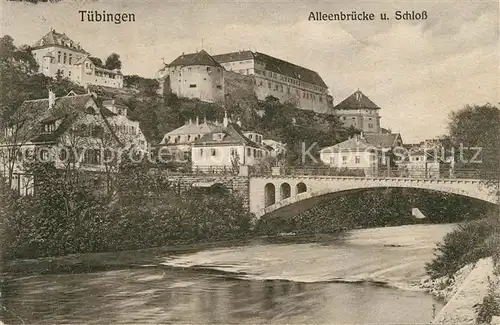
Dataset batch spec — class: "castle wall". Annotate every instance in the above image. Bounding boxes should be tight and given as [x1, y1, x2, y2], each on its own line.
[167, 65, 224, 103]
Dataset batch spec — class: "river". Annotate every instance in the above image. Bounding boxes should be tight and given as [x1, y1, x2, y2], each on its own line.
[2, 223, 455, 324]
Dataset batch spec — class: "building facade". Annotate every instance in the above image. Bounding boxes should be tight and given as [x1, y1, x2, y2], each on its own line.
[158, 50, 333, 114]
[157, 117, 220, 162]
[157, 50, 225, 104]
[319, 134, 381, 173]
[212, 51, 332, 114]
[31, 30, 123, 88]
[191, 117, 271, 172]
[334, 90, 381, 133]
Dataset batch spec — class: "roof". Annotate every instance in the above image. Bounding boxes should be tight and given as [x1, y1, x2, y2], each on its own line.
[364, 133, 402, 148]
[334, 90, 381, 110]
[212, 50, 255, 63]
[320, 136, 376, 153]
[165, 121, 219, 137]
[211, 50, 328, 88]
[168, 50, 221, 68]
[33, 30, 87, 53]
[95, 66, 122, 75]
[253, 52, 327, 88]
[17, 94, 95, 143]
[193, 123, 262, 148]
[15, 94, 127, 145]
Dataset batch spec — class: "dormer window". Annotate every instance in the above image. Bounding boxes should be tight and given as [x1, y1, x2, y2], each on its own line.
[212, 132, 224, 141]
[43, 122, 56, 133]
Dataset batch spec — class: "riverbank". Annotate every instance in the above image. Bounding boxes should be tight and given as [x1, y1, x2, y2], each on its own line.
[420, 257, 500, 324]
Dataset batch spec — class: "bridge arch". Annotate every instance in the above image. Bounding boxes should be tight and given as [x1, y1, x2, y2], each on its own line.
[264, 183, 276, 207]
[280, 182, 291, 200]
[296, 182, 307, 194]
[250, 176, 498, 218]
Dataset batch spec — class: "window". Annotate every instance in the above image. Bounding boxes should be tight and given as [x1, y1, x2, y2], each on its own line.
[216, 85, 222, 89]
[69, 54, 72, 65]
[247, 148, 251, 156]
[253, 149, 257, 157]
[199, 148, 204, 156]
[63, 52, 67, 64]
[230, 148, 236, 155]
[287, 87, 290, 94]
[189, 84, 197, 88]
[68, 71, 72, 77]
[58, 51, 61, 63]
[342, 156, 347, 164]
[249, 134, 253, 139]
[330, 156, 335, 165]
[211, 148, 217, 156]
[206, 67, 211, 72]
[368, 123, 373, 128]
[355, 156, 360, 164]
[268, 82, 271, 89]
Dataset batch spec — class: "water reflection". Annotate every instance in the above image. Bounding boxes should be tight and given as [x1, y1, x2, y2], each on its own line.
[3, 267, 441, 324]
[3, 224, 454, 324]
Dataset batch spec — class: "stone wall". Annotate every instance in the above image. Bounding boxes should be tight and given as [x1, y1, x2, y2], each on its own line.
[162, 174, 250, 209]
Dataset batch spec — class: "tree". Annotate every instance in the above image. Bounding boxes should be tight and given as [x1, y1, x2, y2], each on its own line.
[89, 56, 104, 68]
[104, 53, 121, 71]
[448, 104, 500, 194]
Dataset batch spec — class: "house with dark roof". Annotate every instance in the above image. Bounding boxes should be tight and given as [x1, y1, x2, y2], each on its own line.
[157, 49, 225, 104]
[319, 134, 382, 173]
[31, 30, 123, 88]
[156, 117, 220, 162]
[157, 49, 332, 113]
[191, 113, 271, 172]
[0, 90, 147, 195]
[334, 90, 382, 133]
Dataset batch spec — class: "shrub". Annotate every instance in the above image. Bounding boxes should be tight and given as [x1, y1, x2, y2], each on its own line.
[425, 214, 500, 278]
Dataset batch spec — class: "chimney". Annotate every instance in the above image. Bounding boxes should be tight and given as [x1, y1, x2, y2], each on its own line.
[48, 89, 56, 109]
[204, 116, 207, 124]
[196, 116, 199, 125]
[188, 118, 192, 125]
[223, 110, 229, 127]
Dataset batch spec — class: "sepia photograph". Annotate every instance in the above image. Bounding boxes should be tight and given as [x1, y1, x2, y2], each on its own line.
[0, 0, 499, 324]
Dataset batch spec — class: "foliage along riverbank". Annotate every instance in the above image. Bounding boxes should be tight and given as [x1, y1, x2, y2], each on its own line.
[420, 213, 500, 324]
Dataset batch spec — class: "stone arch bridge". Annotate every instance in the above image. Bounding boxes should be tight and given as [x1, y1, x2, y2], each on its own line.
[249, 176, 498, 218]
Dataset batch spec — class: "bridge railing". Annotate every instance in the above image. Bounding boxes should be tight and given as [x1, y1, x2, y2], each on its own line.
[281, 166, 489, 179]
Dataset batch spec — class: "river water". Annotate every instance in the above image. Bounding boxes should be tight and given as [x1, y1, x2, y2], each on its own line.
[2, 224, 455, 324]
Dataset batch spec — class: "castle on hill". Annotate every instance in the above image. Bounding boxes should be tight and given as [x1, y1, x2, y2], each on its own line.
[156, 49, 333, 115]
[31, 29, 124, 89]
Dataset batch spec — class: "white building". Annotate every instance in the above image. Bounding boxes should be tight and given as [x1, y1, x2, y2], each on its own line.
[320, 134, 381, 172]
[405, 148, 444, 178]
[31, 29, 123, 88]
[157, 117, 219, 162]
[157, 50, 224, 104]
[191, 116, 271, 172]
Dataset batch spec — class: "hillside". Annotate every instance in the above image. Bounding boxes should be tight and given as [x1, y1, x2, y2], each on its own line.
[88, 82, 356, 164]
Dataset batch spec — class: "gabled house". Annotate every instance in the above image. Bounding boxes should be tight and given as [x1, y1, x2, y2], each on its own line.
[191, 116, 271, 172]
[157, 117, 219, 163]
[0, 90, 147, 195]
[319, 133, 382, 174]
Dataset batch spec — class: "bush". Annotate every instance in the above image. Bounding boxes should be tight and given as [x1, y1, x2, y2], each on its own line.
[425, 214, 500, 278]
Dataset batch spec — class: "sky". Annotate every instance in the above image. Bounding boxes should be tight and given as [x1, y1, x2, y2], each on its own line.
[1, 0, 498, 143]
